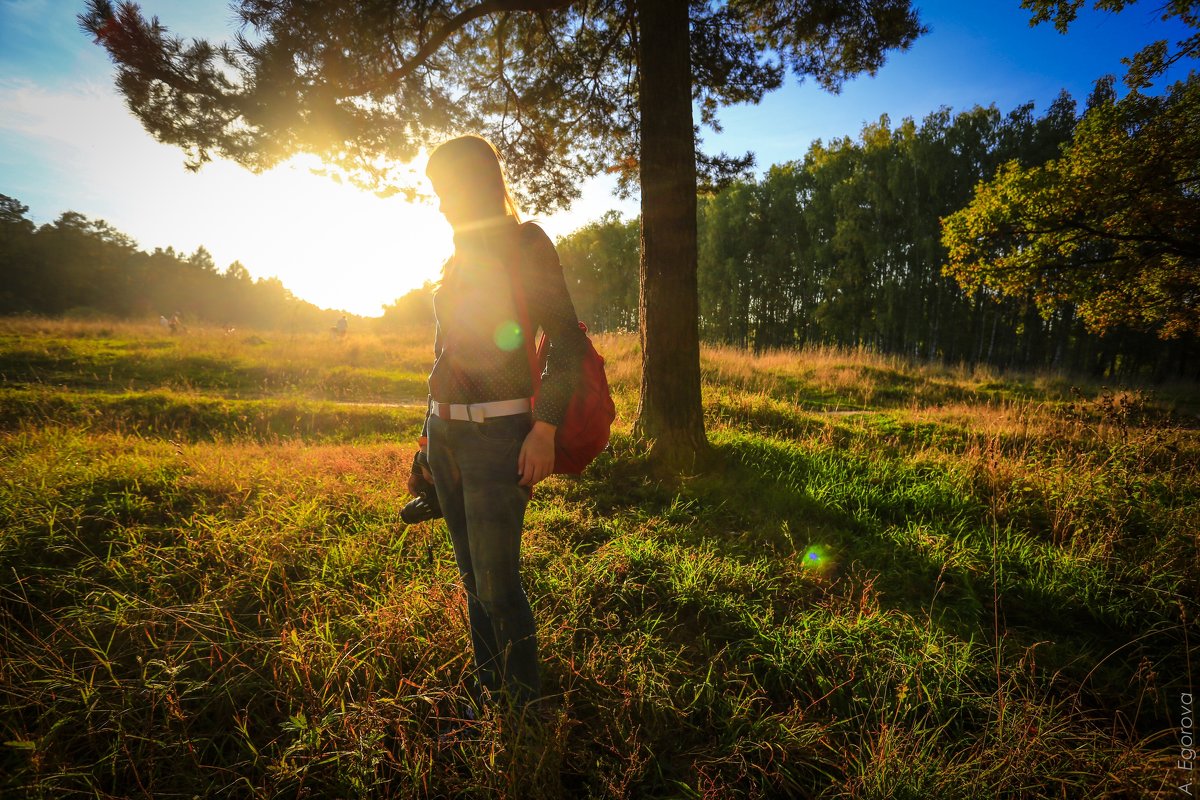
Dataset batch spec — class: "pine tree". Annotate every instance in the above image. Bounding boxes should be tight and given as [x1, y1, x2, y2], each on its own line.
[82, 0, 923, 469]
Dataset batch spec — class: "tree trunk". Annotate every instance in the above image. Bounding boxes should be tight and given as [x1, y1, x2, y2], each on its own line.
[927, 282, 941, 362]
[986, 305, 999, 363]
[634, 0, 709, 472]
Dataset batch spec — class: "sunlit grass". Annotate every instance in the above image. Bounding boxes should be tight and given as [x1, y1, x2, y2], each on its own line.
[0, 316, 431, 402]
[0, 318, 1195, 797]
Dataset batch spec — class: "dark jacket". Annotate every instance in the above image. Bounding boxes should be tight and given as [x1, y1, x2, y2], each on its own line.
[424, 220, 585, 429]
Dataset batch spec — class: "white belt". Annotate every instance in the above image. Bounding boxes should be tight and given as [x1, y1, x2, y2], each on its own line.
[432, 397, 531, 422]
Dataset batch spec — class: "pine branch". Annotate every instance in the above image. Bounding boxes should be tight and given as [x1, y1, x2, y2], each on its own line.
[349, 0, 578, 96]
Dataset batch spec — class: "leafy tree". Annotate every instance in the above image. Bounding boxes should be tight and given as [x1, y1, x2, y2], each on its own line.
[81, 0, 924, 469]
[32, 212, 132, 314]
[224, 260, 252, 283]
[0, 195, 34, 230]
[942, 73, 1200, 339]
[556, 211, 639, 332]
[554, 94, 1191, 377]
[689, 100, 1089, 364]
[698, 180, 759, 347]
[753, 163, 811, 350]
[941, 2, 1200, 340]
[0, 195, 39, 313]
[381, 281, 436, 330]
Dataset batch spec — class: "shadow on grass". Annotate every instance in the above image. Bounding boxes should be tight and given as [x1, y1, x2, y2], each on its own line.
[557, 431, 1192, 741]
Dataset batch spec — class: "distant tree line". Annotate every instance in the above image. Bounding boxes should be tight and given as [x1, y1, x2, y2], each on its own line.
[0, 195, 336, 330]
[555, 95, 1195, 379]
[379, 281, 435, 331]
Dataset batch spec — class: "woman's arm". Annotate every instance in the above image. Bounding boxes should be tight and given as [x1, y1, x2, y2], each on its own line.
[420, 320, 444, 454]
[515, 222, 586, 485]
[520, 222, 587, 426]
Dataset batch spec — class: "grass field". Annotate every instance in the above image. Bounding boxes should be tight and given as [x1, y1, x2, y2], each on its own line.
[1, 317, 1197, 798]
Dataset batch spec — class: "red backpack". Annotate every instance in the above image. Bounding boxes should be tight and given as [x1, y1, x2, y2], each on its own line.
[506, 241, 616, 474]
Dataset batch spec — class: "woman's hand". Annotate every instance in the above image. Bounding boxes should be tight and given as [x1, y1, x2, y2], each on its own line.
[407, 448, 435, 496]
[518, 421, 556, 486]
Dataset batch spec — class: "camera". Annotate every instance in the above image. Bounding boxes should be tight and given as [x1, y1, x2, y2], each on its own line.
[402, 450, 443, 524]
[401, 491, 442, 524]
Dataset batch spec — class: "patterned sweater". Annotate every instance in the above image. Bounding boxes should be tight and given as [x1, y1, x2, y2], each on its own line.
[423, 220, 585, 431]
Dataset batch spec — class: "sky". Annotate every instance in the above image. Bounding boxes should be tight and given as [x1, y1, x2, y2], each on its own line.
[0, 0, 1192, 317]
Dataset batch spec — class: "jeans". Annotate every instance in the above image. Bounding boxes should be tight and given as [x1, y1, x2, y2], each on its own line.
[426, 411, 541, 707]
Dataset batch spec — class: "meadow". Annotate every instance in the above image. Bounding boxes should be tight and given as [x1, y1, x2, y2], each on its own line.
[1, 317, 1196, 798]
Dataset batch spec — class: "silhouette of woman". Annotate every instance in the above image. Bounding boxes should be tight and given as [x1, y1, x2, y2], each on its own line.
[416, 135, 585, 713]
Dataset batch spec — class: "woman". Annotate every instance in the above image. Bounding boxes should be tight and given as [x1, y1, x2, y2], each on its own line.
[416, 135, 585, 713]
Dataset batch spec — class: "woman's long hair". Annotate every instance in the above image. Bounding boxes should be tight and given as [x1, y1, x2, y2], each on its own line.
[427, 136, 521, 225]
[426, 135, 522, 285]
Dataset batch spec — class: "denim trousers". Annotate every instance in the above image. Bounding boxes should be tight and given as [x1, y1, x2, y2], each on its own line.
[426, 411, 541, 707]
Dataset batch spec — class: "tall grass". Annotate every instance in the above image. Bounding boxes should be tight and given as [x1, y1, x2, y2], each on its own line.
[1, 319, 1195, 798]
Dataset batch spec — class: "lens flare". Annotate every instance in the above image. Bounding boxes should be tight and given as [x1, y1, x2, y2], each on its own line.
[493, 319, 523, 351]
[801, 545, 832, 573]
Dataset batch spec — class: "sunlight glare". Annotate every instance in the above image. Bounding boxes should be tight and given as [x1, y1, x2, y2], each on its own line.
[2, 76, 454, 318]
[207, 153, 452, 317]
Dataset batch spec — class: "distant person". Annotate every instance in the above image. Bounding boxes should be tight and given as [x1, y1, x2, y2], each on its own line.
[411, 134, 586, 718]
[332, 314, 348, 339]
[168, 312, 182, 334]
[158, 315, 169, 330]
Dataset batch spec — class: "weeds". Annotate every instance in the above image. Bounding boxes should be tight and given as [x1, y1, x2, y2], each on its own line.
[0, 320, 1196, 797]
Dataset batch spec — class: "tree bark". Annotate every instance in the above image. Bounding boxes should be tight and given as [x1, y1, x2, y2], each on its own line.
[634, 0, 709, 472]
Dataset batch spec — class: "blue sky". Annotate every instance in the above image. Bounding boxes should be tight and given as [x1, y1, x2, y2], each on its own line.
[0, 0, 1192, 315]
[707, 0, 1192, 168]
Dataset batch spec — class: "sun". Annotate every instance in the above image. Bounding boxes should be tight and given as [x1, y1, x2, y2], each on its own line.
[194, 153, 455, 317]
[2, 72, 457, 319]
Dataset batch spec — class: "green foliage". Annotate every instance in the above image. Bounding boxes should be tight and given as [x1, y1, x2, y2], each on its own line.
[0, 323, 1195, 796]
[562, 95, 1195, 378]
[716, 99, 1081, 359]
[379, 281, 436, 331]
[556, 211, 639, 331]
[944, 0, 1200, 341]
[942, 72, 1200, 340]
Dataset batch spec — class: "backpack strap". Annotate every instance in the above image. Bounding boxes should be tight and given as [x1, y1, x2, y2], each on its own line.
[504, 227, 544, 399]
